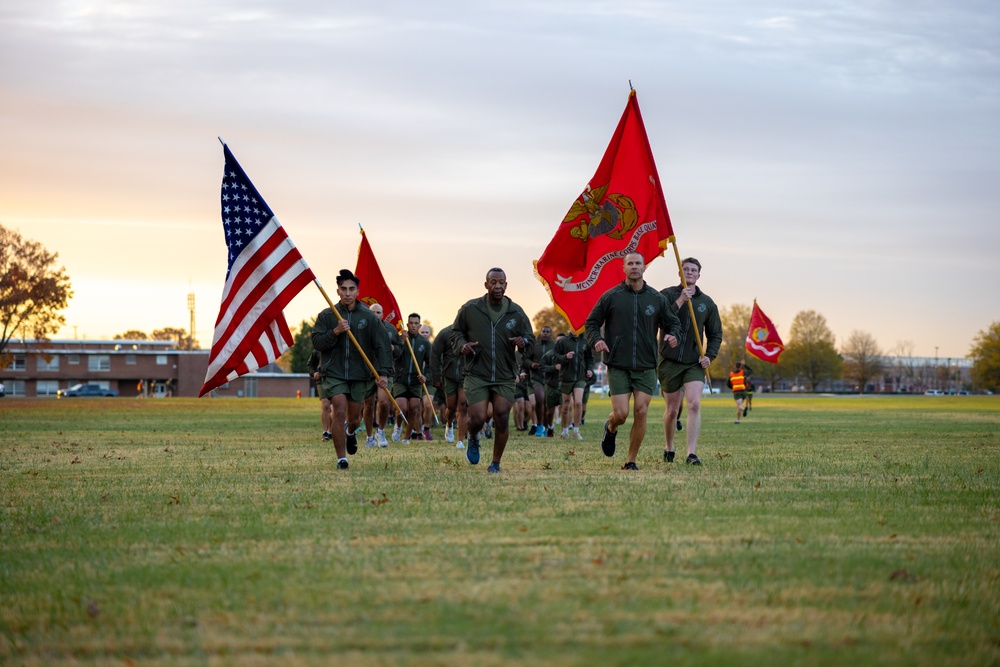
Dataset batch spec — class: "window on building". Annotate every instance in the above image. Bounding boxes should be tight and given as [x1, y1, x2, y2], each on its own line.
[6, 380, 26, 396]
[68, 354, 80, 365]
[125, 354, 137, 365]
[156, 355, 168, 365]
[37, 355, 60, 372]
[10, 354, 26, 371]
[88, 355, 111, 372]
[244, 377, 258, 398]
[36, 380, 60, 396]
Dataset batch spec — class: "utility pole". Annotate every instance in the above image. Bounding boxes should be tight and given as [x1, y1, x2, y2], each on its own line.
[187, 292, 196, 350]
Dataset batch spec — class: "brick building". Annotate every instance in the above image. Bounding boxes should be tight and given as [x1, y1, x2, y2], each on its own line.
[0, 339, 309, 399]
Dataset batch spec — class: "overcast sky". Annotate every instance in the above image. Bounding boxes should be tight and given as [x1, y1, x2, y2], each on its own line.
[2, 1, 997, 359]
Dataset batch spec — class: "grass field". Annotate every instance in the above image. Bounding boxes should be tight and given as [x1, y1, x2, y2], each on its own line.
[2, 394, 999, 666]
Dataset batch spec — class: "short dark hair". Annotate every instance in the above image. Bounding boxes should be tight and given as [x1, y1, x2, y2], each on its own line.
[408, 313, 421, 321]
[681, 257, 702, 271]
[336, 269, 359, 287]
[486, 267, 505, 279]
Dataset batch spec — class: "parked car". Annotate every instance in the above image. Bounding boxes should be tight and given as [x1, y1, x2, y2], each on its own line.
[57, 384, 118, 398]
[923, 389, 943, 396]
[589, 385, 610, 395]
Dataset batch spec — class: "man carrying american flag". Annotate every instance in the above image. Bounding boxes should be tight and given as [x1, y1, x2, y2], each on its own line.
[311, 269, 392, 470]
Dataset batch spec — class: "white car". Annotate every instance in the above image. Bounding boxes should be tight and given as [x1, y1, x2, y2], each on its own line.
[924, 390, 943, 396]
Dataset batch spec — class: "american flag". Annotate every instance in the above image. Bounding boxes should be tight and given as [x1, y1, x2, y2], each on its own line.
[200, 143, 316, 397]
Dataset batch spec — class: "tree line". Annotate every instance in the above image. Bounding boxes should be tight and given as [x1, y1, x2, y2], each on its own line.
[2, 223, 999, 392]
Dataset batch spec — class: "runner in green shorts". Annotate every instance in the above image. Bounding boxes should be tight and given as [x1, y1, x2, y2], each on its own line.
[584, 253, 680, 471]
[452, 267, 534, 473]
[658, 257, 723, 465]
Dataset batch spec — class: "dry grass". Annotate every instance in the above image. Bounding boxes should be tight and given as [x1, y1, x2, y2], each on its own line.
[2, 395, 999, 666]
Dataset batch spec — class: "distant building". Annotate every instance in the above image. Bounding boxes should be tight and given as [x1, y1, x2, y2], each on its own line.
[0, 339, 309, 399]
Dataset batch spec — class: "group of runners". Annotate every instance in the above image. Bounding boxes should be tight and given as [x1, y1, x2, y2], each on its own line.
[308, 254, 732, 472]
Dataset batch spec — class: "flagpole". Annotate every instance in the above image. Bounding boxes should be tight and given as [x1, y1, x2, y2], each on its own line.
[670, 241, 713, 387]
[741, 299, 755, 367]
[403, 335, 440, 425]
[313, 280, 408, 426]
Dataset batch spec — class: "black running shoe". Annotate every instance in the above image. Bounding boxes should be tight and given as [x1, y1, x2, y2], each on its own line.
[322, 431, 332, 441]
[743, 406, 748, 417]
[622, 461, 638, 471]
[346, 430, 358, 455]
[337, 459, 349, 470]
[676, 419, 683, 431]
[487, 462, 500, 474]
[686, 453, 702, 466]
[601, 420, 617, 457]
[664, 450, 675, 463]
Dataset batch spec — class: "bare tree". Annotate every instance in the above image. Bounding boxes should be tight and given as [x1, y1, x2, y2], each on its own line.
[842, 330, 885, 394]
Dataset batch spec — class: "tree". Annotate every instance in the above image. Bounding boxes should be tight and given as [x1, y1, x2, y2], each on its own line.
[888, 340, 916, 392]
[0, 225, 73, 367]
[288, 319, 315, 374]
[151, 327, 199, 350]
[532, 306, 571, 334]
[969, 321, 1000, 392]
[782, 310, 842, 391]
[841, 330, 884, 394]
[114, 330, 149, 340]
[712, 303, 752, 379]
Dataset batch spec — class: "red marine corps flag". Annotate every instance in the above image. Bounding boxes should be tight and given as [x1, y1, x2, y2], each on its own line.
[354, 227, 404, 331]
[534, 89, 674, 333]
[200, 142, 317, 397]
[745, 300, 785, 363]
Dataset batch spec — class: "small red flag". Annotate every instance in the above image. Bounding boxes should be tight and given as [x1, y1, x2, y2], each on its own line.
[354, 228, 403, 331]
[534, 90, 674, 333]
[745, 301, 784, 363]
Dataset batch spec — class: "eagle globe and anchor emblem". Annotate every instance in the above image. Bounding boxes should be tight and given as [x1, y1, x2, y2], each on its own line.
[554, 180, 658, 293]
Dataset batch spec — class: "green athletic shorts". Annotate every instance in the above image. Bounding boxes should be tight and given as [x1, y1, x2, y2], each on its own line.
[607, 367, 657, 396]
[444, 376, 463, 398]
[545, 385, 562, 409]
[559, 379, 587, 395]
[657, 359, 707, 394]
[464, 375, 515, 405]
[732, 390, 747, 400]
[320, 377, 375, 403]
[582, 386, 591, 405]
[393, 382, 423, 400]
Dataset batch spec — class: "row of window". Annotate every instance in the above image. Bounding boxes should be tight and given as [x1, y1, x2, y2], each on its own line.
[5, 353, 170, 372]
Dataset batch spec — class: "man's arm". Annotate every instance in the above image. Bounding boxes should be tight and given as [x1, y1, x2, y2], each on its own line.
[311, 310, 340, 352]
[704, 303, 724, 361]
[584, 294, 608, 351]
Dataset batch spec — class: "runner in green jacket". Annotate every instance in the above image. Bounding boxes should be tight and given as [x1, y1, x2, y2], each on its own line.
[452, 267, 535, 473]
[658, 257, 723, 466]
[311, 269, 391, 470]
[584, 253, 680, 470]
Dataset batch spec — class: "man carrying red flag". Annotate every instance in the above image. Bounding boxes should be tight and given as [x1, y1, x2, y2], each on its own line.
[535, 90, 673, 333]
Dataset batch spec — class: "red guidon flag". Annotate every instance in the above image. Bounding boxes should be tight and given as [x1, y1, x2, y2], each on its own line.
[534, 90, 674, 333]
[354, 227, 403, 331]
[745, 301, 784, 363]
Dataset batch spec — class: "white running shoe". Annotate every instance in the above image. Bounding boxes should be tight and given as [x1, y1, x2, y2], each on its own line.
[365, 435, 377, 448]
[561, 428, 569, 438]
[377, 429, 388, 447]
[456, 440, 465, 450]
[401, 439, 410, 445]
[445, 425, 455, 443]
[575, 427, 584, 441]
[392, 423, 401, 442]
